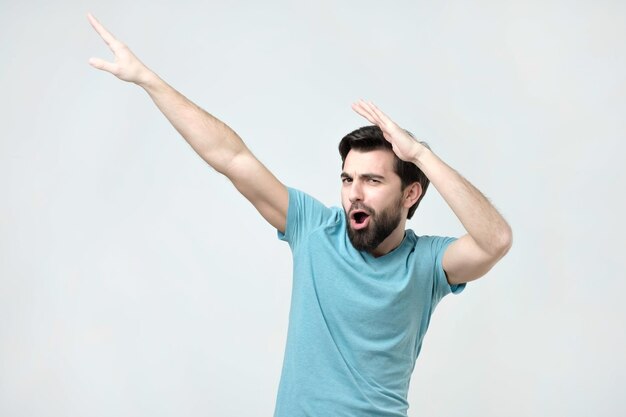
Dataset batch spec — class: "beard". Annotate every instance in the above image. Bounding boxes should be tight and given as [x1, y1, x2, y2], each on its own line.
[345, 197, 404, 252]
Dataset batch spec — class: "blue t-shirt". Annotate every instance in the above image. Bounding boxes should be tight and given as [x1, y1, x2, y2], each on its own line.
[274, 188, 465, 417]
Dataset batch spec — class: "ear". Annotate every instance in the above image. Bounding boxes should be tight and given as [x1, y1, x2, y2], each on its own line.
[403, 182, 422, 208]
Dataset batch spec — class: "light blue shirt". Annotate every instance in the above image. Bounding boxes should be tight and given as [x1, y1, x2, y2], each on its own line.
[274, 188, 465, 417]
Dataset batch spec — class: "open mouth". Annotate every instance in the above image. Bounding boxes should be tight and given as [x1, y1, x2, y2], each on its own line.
[352, 211, 369, 224]
[350, 210, 371, 229]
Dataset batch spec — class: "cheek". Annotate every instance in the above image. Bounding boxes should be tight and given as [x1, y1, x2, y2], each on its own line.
[372, 189, 401, 210]
[340, 189, 350, 210]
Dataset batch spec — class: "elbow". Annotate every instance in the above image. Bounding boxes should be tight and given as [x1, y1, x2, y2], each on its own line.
[208, 147, 246, 177]
[494, 225, 513, 258]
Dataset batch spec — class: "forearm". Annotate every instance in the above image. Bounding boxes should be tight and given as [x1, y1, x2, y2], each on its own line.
[414, 149, 512, 257]
[87, 14, 283, 233]
[138, 72, 247, 175]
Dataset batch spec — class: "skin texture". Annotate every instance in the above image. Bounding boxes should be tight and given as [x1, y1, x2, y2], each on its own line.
[341, 149, 415, 257]
[87, 13, 289, 233]
[351, 100, 513, 283]
[88, 14, 512, 285]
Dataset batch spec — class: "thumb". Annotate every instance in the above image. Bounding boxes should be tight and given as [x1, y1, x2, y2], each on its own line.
[88, 57, 117, 74]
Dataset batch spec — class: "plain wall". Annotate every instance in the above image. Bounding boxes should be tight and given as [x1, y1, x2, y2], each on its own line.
[1, 0, 625, 416]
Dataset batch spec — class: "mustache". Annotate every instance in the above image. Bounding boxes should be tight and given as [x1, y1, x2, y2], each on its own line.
[348, 202, 375, 215]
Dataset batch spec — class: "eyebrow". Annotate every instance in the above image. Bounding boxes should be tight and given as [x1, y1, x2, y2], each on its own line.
[340, 172, 386, 181]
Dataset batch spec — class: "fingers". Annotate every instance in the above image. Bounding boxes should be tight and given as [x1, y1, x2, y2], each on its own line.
[368, 102, 392, 127]
[352, 100, 378, 125]
[88, 57, 118, 74]
[352, 99, 388, 127]
[87, 12, 119, 50]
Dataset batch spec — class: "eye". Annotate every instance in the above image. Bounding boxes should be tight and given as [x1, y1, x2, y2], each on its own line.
[341, 177, 352, 183]
[367, 178, 380, 184]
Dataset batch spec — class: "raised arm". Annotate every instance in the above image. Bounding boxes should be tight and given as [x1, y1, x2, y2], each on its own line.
[87, 13, 288, 233]
[352, 100, 513, 285]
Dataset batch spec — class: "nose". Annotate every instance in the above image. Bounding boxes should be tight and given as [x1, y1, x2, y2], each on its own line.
[349, 180, 363, 203]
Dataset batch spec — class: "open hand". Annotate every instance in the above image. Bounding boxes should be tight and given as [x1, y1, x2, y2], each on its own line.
[87, 13, 152, 85]
[351, 100, 427, 163]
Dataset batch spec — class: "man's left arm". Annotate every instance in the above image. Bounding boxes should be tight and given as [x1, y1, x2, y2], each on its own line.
[352, 100, 513, 285]
[414, 150, 512, 284]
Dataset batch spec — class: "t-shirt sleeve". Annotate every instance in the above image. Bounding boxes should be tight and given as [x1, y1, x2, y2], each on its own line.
[431, 236, 466, 302]
[277, 187, 334, 250]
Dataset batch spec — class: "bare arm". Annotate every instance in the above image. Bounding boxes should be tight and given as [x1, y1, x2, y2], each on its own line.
[87, 13, 287, 232]
[352, 100, 512, 284]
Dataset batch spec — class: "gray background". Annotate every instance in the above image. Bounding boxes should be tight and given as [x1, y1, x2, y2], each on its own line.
[1, 0, 625, 416]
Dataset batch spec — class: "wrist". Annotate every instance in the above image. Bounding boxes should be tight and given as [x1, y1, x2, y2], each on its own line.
[136, 69, 160, 90]
[411, 144, 433, 168]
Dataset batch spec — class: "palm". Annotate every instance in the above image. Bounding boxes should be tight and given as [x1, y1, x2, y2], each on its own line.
[109, 45, 143, 82]
[87, 13, 149, 84]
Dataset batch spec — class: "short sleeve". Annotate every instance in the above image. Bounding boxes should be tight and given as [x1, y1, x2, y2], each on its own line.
[431, 236, 466, 302]
[277, 187, 334, 250]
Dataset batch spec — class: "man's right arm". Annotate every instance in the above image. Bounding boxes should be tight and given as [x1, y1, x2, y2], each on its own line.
[87, 13, 287, 233]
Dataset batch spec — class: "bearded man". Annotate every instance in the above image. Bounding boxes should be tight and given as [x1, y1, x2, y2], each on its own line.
[87, 13, 512, 417]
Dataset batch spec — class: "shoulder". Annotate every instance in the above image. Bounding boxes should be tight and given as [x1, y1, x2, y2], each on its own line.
[408, 231, 466, 295]
[280, 187, 343, 246]
[286, 187, 335, 217]
[407, 231, 457, 257]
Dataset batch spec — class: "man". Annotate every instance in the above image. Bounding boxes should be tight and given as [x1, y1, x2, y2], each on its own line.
[87, 13, 512, 417]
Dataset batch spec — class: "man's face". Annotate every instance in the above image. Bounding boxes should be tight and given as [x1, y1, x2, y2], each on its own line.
[341, 149, 406, 252]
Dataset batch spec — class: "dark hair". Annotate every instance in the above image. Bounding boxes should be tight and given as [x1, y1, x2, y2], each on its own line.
[338, 125, 430, 219]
